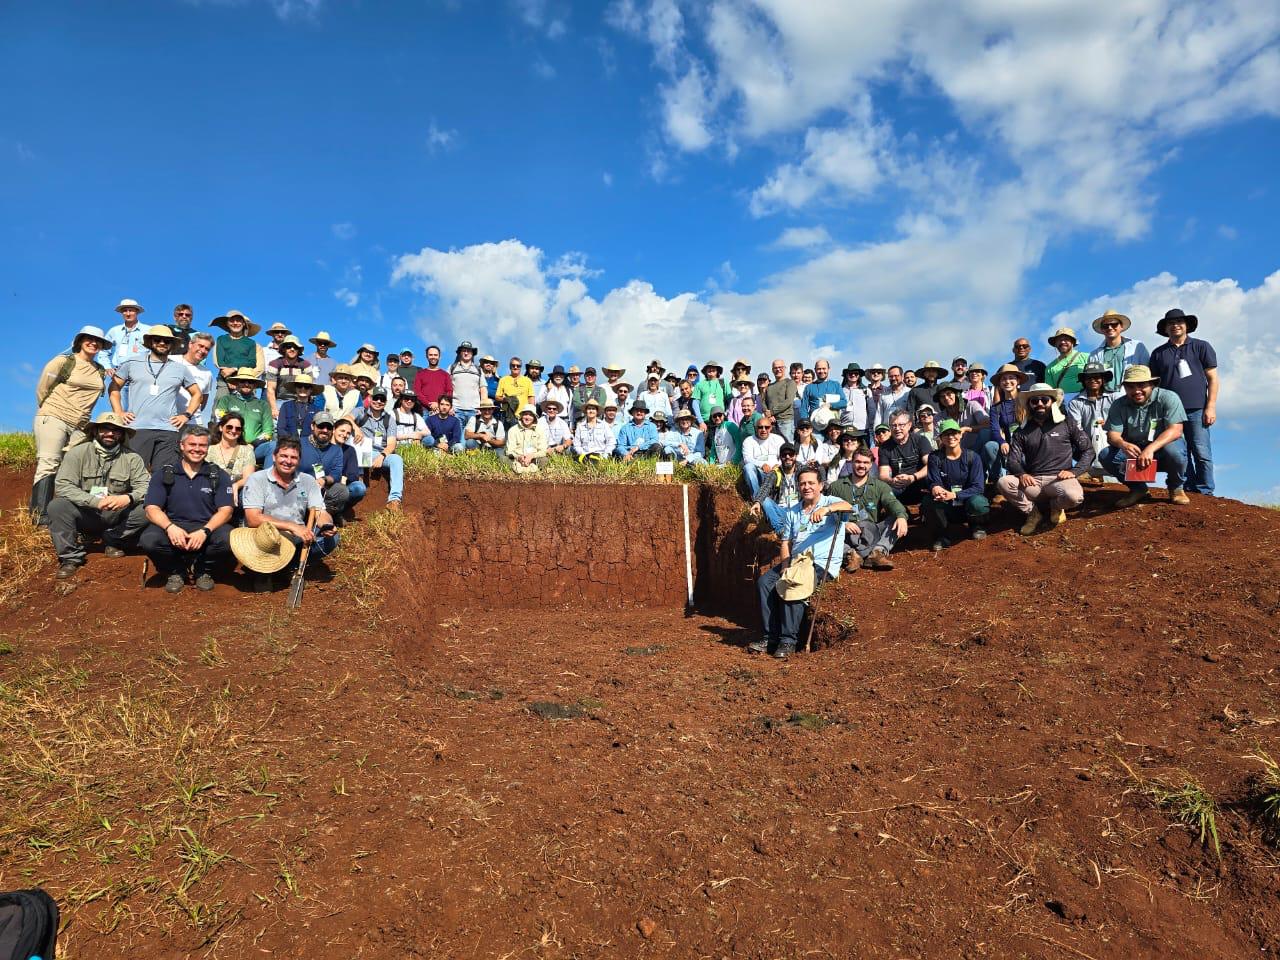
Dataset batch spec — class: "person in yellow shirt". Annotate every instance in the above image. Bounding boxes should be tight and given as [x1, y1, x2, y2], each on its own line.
[32, 325, 112, 524]
[495, 356, 534, 427]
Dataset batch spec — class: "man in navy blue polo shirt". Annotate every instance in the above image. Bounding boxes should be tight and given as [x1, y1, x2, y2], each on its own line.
[1148, 308, 1219, 496]
[139, 425, 234, 593]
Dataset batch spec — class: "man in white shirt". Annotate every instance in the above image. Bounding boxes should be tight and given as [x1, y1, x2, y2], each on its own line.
[176, 332, 217, 427]
[741, 416, 785, 496]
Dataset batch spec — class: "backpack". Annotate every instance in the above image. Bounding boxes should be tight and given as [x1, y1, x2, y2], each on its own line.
[0, 888, 58, 960]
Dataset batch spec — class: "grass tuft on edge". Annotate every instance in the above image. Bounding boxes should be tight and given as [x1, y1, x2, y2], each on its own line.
[398, 444, 741, 490]
[0, 433, 36, 471]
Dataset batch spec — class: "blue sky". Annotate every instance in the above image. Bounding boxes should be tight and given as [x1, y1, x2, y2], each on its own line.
[3, 0, 1279, 500]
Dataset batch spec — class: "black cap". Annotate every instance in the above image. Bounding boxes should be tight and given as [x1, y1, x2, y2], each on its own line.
[779, 443, 798, 456]
[370, 389, 387, 400]
[796, 418, 813, 429]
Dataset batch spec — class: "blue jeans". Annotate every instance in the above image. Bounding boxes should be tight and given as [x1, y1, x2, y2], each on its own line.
[757, 563, 832, 650]
[454, 408, 476, 430]
[254, 439, 275, 465]
[743, 463, 765, 496]
[1182, 412, 1214, 495]
[1100, 439, 1188, 492]
[371, 453, 404, 502]
[775, 419, 795, 443]
[760, 498, 787, 533]
[347, 480, 368, 509]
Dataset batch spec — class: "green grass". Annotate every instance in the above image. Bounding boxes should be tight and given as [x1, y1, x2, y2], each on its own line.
[0, 433, 35, 470]
[398, 443, 741, 489]
[1147, 780, 1221, 857]
[1245, 750, 1280, 834]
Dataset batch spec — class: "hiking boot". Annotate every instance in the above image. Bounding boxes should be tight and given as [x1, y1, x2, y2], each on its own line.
[772, 643, 795, 660]
[931, 538, 951, 552]
[195, 574, 216, 592]
[1169, 487, 1191, 505]
[1018, 507, 1042, 536]
[990, 493, 1007, 507]
[868, 549, 894, 571]
[746, 638, 769, 654]
[859, 555, 874, 570]
[164, 574, 185, 594]
[103, 545, 126, 559]
[1115, 489, 1149, 509]
[971, 528, 987, 541]
[254, 573, 274, 593]
[56, 561, 81, 580]
[1048, 508, 1067, 527]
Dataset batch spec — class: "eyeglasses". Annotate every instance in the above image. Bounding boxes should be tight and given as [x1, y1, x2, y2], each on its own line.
[1101, 321, 1122, 329]
[1028, 397, 1054, 405]
[175, 311, 192, 317]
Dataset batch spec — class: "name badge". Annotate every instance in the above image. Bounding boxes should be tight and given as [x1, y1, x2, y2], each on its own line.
[1176, 358, 1192, 379]
[149, 384, 160, 396]
[90, 485, 108, 498]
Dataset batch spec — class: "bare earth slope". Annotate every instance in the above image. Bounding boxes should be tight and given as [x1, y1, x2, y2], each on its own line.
[1, 473, 1277, 959]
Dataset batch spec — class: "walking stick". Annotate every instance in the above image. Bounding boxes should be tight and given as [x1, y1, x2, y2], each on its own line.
[286, 508, 318, 610]
[803, 513, 842, 653]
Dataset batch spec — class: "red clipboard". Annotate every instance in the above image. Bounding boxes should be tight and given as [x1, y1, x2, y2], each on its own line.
[1124, 458, 1156, 482]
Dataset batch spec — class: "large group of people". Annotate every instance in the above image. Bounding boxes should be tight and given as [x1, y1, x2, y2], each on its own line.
[32, 299, 1219, 616]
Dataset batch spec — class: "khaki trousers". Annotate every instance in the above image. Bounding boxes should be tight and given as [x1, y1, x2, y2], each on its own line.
[33, 414, 86, 483]
[996, 473, 1084, 514]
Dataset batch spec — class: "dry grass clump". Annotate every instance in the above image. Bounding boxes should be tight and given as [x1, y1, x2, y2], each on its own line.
[333, 505, 407, 610]
[0, 433, 36, 470]
[0, 508, 48, 609]
[0, 656, 282, 949]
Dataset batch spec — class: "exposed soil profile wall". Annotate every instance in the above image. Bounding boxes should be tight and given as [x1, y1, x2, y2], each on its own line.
[400, 480, 723, 609]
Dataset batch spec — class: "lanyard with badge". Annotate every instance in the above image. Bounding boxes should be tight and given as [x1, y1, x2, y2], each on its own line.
[145, 357, 168, 396]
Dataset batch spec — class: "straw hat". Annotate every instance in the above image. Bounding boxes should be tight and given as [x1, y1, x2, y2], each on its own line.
[1047, 326, 1078, 347]
[349, 363, 379, 383]
[212, 310, 261, 337]
[992, 362, 1029, 385]
[114, 298, 145, 314]
[227, 367, 266, 386]
[141, 324, 180, 346]
[85, 410, 135, 438]
[291, 373, 318, 390]
[582, 397, 600, 410]
[331, 363, 355, 379]
[279, 335, 304, 350]
[265, 322, 292, 337]
[1121, 364, 1160, 385]
[478, 397, 497, 409]
[776, 553, 815, 602]
[915, 359, 947, 377]
[1091, 309, 1131, 335]
[731, 376, 754, 389]
[230, 522, 297, 574]
[309, 331, 337, 347]
[730, 358, 751, 373]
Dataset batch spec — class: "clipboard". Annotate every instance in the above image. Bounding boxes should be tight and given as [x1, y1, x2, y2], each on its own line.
[1124, 458, 1156, 482]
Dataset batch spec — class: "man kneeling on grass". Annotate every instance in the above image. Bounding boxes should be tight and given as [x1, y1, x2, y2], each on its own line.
[239, 437, 338, 592]
[751, 466, 852, 660]
[140, 425, 234, 593]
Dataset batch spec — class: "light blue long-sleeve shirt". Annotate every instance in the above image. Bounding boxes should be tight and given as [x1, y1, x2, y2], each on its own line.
[615, 420, 659, 456]
[802, 379, 847, 417]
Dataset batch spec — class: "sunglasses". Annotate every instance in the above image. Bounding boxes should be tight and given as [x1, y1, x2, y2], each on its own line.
[1101, 321, 1122, 329]
[222, 424, 243, 433]
[176, 312, 192, 318]
[1029, 397, 1054, 405]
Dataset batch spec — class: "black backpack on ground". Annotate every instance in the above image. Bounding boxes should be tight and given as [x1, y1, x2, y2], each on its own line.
[0, 889, 58, 960]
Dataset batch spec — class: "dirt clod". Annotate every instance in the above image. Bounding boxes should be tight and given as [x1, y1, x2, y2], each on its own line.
[637, 917, 658, 939]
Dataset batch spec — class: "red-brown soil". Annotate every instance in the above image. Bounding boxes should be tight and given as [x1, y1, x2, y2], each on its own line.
[1, 471, 1278, 960]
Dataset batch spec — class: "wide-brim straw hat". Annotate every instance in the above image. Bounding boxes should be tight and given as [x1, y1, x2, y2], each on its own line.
[114, 299, 145, 314]
[227, 366, 266, 386]
[1047, 326, 1078, 347]
[309, 331, 337, 347]
[602, 362, 625, 374]
[231, 521, 297, 574]
[730, 358, 751, 372]
[291, 373, 318, 390]
[265, 322, 292, 337]
[540, 398, 564, 412]
[85, 411, 136, 438]
[331, 363, 355, 378]
[582, 398, 601, 410]
[1091, 309, 1131, 335]
[141, 324, 180, 346]
[993, 362, 1029, 385]
[212, 311, 262, 337]
[731, 377, 754, 389]
[72, 325, 113, 351]
[477, 397, 497, 409]
[349, 363, 379, 383]
[915, 359, 947, 377]
[1121, 364, 1160, 385]
[1021, 382, 1063, 401]
[776, 554, 815, 602]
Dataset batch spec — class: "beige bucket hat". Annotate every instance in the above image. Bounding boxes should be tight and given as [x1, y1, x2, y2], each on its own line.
[231, 522, 297, 574]
[776, 553, 816, 602]
[114, 298, 145, 314]
[85, 410, 136, 438]
[1121, 364, 1160, 385]
[1091, 309, 1131, 335]
[1047, 326, 1078, 347]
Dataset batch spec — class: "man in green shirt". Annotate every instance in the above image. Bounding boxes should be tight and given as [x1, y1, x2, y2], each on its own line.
[692, 361, 731, 421]
[1044, 326, 1088, 394]
[827, 447, 908, 570]
[215, 369, 275, 447]
[1101, 365, 1189, 507]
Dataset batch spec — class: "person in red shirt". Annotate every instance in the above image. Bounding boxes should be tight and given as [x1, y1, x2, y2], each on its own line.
[412, 344, 453, 415]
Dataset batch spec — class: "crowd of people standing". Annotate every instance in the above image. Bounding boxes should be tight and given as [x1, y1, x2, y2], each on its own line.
[30, 298, 1219, 618]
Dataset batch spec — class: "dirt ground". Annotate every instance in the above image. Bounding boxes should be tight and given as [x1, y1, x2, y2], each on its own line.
[1, 470, 1278, 959]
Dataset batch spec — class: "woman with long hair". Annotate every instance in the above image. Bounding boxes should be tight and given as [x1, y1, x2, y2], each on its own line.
[31, 325, 113, 523]
[987, 364, 1028, 485]
[207, 411, 255, 506]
